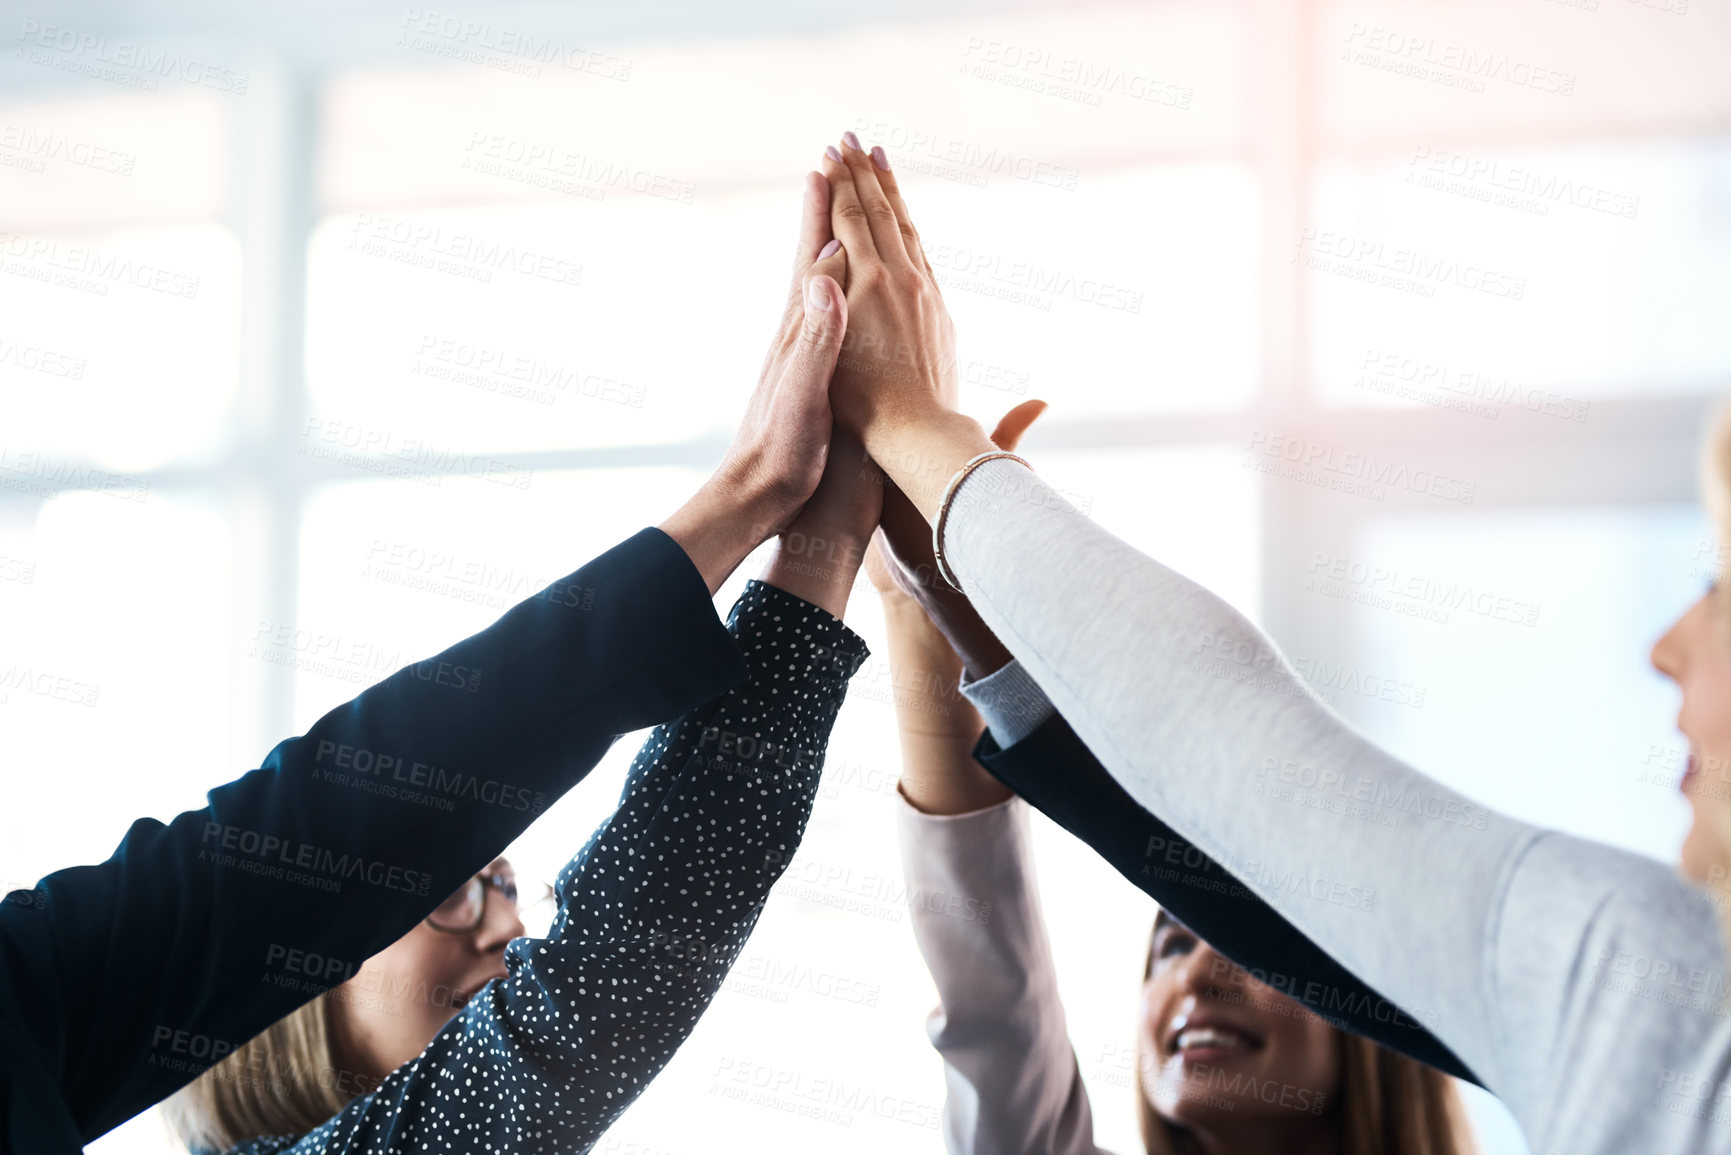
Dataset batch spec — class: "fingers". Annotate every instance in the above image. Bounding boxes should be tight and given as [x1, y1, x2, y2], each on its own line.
[823, 144, 878, 266]
[870, 148, 934, 279]
[989, 400, 1049, 452]
[791, 170, 833, 277]
[807, 237, 848, 303]
[838, 131, 917, 271]
[792, 259, 849, 375]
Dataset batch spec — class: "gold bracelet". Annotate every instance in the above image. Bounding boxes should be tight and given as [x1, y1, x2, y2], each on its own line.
[933, 451, 1031, 592]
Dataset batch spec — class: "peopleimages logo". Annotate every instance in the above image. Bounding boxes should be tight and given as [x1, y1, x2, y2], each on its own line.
[958, 36, 1194, 109]
[345, 214, 583, 290]
[0, 231, 201, 299]
[1259, 756, 1490, 829]
[15, 20, 250, 93]
[0, 335, 87, 379]
[199, 822, 434, 896]
[1405, 147, 1640, 221]
[1245, 430, 1476, 506]
[1341, 24, 1576, 97]
[1305, 549, 1542, 628]
[1354, 348, 1589, 423]
[924, 242, 1143, 313]
[1293, 229, 1526, 302]
[851, 119, 1081, 191]
[398, 8, 633, 81]
[0, 124, 136, 176]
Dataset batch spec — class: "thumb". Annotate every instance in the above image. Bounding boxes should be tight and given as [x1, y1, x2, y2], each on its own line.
[776, 268, 847, 437]
[991, 399, 1048, 451]
[799, 238, 849, 345]
[795, 262, 848, 366]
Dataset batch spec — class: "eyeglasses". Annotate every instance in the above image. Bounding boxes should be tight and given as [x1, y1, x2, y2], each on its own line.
[426, 869, 521, 934]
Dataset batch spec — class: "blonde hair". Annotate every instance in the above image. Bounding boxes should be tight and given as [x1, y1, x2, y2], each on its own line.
[1132, 917, 1476, 1155]
[163, 996, 372, 1152]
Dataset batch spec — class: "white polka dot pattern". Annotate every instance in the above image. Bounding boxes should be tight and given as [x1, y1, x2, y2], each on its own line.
[214, 580, 868, 1155]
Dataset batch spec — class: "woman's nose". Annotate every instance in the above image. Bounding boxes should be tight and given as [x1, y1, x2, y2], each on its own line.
[1652, 605, 1691, 681]
[1176, 942, 1231, 996]
[476, 891, 526, 950]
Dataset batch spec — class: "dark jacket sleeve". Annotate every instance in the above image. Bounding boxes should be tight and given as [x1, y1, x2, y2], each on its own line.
[0, 527, 750, 1152]
[230, 580, 868, 1155]
[974, 712, 1481, 1086]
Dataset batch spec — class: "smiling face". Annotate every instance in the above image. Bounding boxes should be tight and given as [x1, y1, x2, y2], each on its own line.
[1651, 588, 1731, 884]
[328, 857, 526, 1081]
[1139, 915, 1341, 1133]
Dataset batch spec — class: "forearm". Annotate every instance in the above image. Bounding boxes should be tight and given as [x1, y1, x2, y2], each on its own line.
[880, 596, 1008, 815]
[659, 477, 786, 595]
[878, 483, 1014, 680]
[897, 796, 1098, 1155]
[941, 456, 1528, 1081]
[761, 525, 867, 620]
[7, 528, 746, 1139]
[277, 583, 869, 1154]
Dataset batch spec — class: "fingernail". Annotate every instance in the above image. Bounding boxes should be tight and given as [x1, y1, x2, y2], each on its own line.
[871, 146, 889, 171]
[841, 130, 861, 151]
[819, 239, 841, 258]
[805, 278, 832, 312]
[825, 145, 843, 163]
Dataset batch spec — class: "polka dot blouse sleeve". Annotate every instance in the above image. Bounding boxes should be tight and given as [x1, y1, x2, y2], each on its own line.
[228, 580, 868, 1155]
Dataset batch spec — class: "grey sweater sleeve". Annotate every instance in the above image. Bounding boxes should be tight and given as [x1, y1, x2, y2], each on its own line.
[959, 659, 1056, 748]
[941, 457, 1731, 1152]
[896, 794, 1106, 1155]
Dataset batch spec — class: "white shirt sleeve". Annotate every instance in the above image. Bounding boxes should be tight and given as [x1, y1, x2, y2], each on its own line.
[898, 793, 1110, 1155]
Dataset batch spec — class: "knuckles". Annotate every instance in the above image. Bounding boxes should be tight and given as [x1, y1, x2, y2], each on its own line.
[893, 270, 929, 299]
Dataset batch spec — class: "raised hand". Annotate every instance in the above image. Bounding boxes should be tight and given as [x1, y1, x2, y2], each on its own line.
[819, 137, 966, 451]
[660, 172, 850, 592]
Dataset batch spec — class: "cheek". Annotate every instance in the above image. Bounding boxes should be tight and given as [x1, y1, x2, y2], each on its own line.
[1139, 974, 1174, 1057]
[370, 931, 467, 1010]
[1681, 633, 1731, 753]
[1262, 1015, 1342, 1098]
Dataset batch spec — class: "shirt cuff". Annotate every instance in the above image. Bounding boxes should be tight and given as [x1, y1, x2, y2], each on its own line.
[959, 659, 1055, 749]
[732, 579, 871, 684]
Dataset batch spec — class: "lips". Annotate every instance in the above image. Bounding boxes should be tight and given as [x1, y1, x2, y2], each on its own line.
[1163, 1011, 1266, 1061]
[455, 971, 507, 1008]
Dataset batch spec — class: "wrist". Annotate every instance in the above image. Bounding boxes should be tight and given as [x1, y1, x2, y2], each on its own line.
[760, 523, 868, 621]
[865, 409, 995, 521]
[917, 589, 1014, 681]
[779, 515, 872, 566]
[709, 462, 801, 541]
[878, 557, 1013, 681]
[661, 477, 784, 596]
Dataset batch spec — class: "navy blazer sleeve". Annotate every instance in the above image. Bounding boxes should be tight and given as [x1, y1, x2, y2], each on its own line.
[974, 712, 1481, 1086]
[221, 581, 869, 1155]
[0, 527, 749, 1153]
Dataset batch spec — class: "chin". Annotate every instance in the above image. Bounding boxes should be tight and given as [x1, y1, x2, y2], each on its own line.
[1151, 1055, 1255, 1120]
[1681, 815, 1723, 886]
[1160, 1099, 1237, 1132]
[1149, 1079, 1233, 1131]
